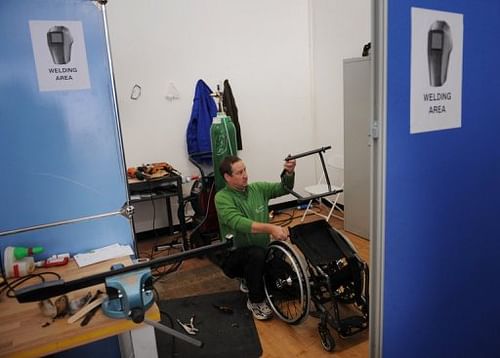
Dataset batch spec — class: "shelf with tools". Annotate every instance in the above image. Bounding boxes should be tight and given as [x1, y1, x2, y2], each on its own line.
[127, 174, 188, 250]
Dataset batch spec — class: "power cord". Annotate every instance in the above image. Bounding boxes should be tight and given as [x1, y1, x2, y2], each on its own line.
[147, 180, 160, 258]
[158, 307, 177, 357]
[270, 205, 324, 226]
[187, 180, 216, 243]
[270, 210, 294, 227]
[0, 271, 62, 298]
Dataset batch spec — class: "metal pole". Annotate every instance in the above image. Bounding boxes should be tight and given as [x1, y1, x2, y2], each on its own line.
[144, 319, 203, 348]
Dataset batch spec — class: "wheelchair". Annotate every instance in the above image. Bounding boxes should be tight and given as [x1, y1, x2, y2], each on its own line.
[263, 219, 369, 351]
[263, 147, 369, 351]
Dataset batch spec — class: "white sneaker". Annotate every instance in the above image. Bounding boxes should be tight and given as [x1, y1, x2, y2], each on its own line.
[239, 279, 249, 293]
[247, 299, 273, 320]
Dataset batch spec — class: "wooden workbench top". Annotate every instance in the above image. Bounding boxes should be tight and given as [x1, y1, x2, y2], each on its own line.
[0, 256, 160, 358]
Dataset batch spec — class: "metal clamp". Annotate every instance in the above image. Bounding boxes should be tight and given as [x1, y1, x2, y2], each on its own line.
[177, 315, 199, 335]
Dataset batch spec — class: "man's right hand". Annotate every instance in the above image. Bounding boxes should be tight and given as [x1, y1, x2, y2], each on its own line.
[269, 225, 289, 241]
[251, 222, 289, 240]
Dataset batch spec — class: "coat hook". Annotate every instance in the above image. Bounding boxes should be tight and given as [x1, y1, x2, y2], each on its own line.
[130, 84, 142, 100]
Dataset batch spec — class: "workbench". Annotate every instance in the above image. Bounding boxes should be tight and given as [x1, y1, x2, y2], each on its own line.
[0, 256, 160, 357]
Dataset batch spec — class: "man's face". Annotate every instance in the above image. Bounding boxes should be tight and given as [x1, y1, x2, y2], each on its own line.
[225, 160, 248, 190]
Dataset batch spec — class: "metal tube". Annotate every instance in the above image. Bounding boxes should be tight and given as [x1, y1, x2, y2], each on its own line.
[15, 239, 233, 302]
[0, 210, 123, 237]
[144, 319, 203, 348]
[282, 185, 343, 203]
[284, 146, 331, 160]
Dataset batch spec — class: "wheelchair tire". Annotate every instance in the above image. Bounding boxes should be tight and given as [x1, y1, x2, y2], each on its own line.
[264, 240, 310, 325]
[319, 324, 335, 352]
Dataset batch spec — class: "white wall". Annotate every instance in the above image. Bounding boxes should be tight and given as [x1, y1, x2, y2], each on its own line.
[310, 0, 371, 201]
[106, 0, 370, 231]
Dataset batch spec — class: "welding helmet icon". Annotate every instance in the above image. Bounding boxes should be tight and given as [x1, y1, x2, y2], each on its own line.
[427, 20, 452, 87]
[47, 26, 73, 65]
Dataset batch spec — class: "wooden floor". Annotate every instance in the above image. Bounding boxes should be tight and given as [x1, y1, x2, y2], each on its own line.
[137, 206, 370, 357]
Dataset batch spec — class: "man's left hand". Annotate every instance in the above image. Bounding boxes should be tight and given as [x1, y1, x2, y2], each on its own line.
[284, 158, 296, 174]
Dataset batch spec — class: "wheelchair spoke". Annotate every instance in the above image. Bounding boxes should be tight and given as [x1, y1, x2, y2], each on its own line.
[264, 241, 310, 325]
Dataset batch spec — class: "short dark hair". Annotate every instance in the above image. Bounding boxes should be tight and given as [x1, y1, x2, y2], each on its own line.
[219, 155, 241, 180]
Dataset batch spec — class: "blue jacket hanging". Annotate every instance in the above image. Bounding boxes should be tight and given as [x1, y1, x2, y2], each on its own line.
[186, 80, 217, 159]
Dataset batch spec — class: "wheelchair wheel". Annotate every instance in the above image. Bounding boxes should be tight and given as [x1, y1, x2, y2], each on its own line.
[264, 240, 310, 325]
[319, 325, 335, 352]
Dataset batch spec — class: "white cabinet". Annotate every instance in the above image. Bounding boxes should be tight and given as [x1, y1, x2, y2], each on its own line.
[343, 57, 371, 239]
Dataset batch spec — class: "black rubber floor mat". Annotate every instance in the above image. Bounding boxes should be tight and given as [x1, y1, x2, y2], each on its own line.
[156, 290, 262, 358]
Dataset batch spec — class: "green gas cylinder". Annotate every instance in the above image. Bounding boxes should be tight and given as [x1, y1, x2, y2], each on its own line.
[210, 113, 237, 191]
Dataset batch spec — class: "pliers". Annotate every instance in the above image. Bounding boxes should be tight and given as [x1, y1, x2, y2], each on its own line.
[212, 303, 234, 314]
[176, 315, 199, 335]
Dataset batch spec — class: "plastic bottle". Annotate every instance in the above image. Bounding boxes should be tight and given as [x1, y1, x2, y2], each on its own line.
[3, 246, 43, 278]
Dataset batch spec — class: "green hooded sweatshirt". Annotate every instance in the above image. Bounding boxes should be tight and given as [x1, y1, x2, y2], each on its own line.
[214, 174, 294, 249]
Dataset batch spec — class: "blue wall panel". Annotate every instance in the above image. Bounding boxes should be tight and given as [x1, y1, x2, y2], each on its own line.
[0, 0, 133, 257]
[384, 1, 500, 357]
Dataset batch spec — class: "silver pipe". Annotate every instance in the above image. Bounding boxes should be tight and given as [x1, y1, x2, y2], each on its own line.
[100, 4, 130, 205]
[100, 4, 137, 251]
[144, 319, 203, 348]
[370, 0, 388, 357]
[0, 210, 123, 237]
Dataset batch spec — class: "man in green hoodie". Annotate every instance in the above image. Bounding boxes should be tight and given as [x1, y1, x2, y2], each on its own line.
[214, 155, 296, 320]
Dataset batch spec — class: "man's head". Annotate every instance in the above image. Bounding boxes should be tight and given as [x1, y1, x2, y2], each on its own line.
[220, 155, 248, 190]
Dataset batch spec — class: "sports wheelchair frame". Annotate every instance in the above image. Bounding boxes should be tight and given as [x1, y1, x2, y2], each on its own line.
[263, 147, 369, 351]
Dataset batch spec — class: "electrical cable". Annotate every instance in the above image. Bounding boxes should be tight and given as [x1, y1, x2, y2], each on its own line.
[151, 248, 182, 278]
[158, 307, 176, 357]
[152, 258, 182, 280]
[270, 205, 325, 226]
[150, 287, 177, 356]
[187, 179, 216, 244]
[0, 272, 62, 298]
[149, 177, 187, 255]
[150, 175, 217, 281]
[147, 180, 160, 258]
[271, 211, 294, 227]
[130, 179, 183, 278]
[152, 261, 182, 283]
[139, 171, 217, 282]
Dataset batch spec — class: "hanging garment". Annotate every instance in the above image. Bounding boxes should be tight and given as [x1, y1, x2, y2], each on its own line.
[186, 79, 218, 159]
[222, 79, 243, 150]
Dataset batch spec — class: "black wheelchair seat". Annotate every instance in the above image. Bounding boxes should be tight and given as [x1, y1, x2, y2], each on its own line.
[290, 220, 356, 266]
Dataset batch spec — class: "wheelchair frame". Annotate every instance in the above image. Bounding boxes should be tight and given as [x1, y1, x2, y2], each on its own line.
[263, 221, 369, 351]
[263, 147, 369, 351]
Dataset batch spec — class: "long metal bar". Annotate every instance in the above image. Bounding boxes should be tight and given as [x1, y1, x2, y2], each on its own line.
[100, 3, 139, 254]
[101, 3, 130, 207]
[284, 146, 331, 160]
[370, 0, 387, 357]
[318, 151, 332, 191]
[15, 239, 232, 303]
[0, 209, 125, 237]
[144, 319, 203, 348]
[281, 146, 341, 202]
[284, 187, 343, 203]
